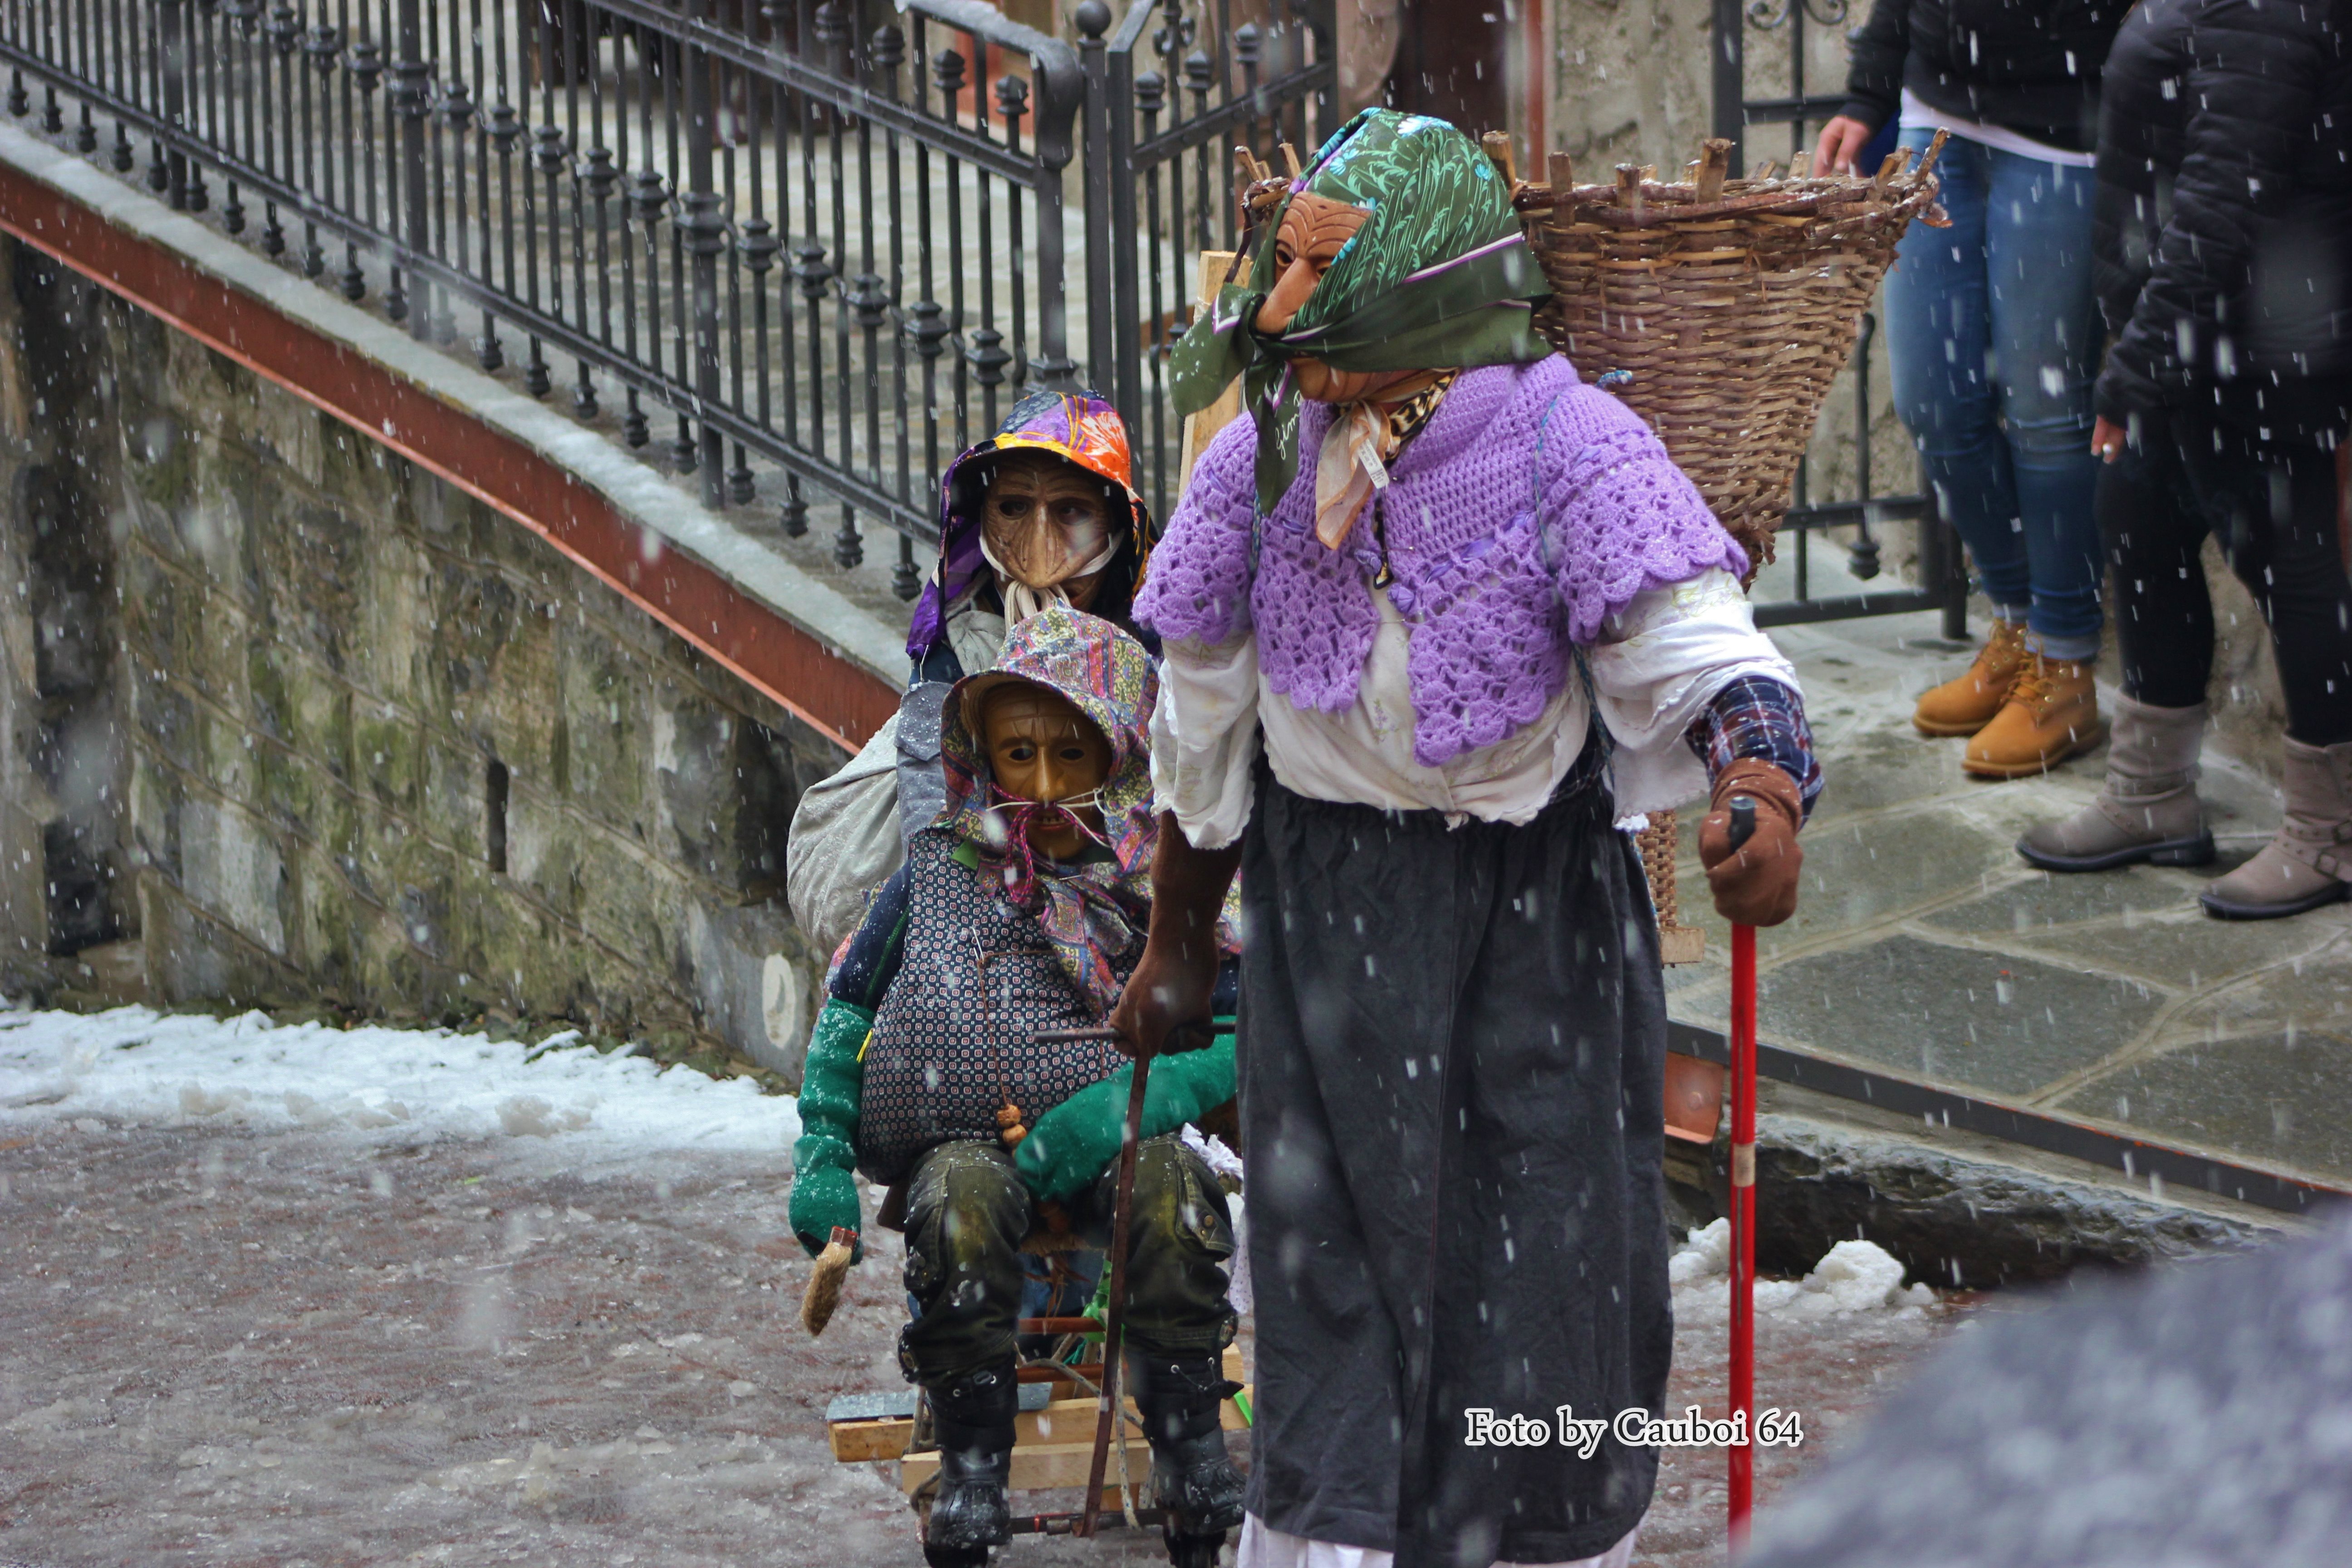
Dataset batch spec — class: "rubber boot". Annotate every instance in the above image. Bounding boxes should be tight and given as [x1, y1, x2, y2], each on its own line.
[2017, 695, 2215, 872]
[1133, 1352, 1245, 1565]
[922, 1359, 1016, 1566]
[1914, 619, 2027, 737]
[2202, 738, 2352, 920]
[1964, 651, 2106, 779]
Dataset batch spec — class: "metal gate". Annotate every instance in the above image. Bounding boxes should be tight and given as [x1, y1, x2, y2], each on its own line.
[0, 0, 1951, 628]
[0, 0, 1335, 601]
[1085, 0, 1335, 527]
[1710, 0, 1969, 635]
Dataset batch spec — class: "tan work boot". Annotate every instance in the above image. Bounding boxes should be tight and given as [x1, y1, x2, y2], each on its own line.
[2016, 695, 2214, 871]
[1963, 652, 2106, 778]
[1914, 620, 2028, 737]
[2201, 738, 2352, 920]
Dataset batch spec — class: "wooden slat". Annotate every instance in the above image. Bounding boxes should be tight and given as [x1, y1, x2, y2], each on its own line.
[903, 1435, 1150, 1496]
[837, 1354, 1260, 1476]
[1176, 250, 1244, 494]
[832, 1382, 1250, 1465]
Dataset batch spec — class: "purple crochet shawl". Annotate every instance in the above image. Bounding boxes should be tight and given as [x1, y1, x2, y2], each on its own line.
[1135, 357, 1746, 768]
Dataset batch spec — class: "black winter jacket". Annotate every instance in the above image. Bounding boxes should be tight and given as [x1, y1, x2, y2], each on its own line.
[1840, 0, 2128, 152]
[2093, 0, 2352, 422]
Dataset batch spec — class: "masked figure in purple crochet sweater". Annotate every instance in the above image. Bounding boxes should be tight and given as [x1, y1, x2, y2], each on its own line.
[1111, 110, 1823, 1568]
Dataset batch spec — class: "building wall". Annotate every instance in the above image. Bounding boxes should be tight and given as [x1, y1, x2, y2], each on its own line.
[0, 240, 838, 1078]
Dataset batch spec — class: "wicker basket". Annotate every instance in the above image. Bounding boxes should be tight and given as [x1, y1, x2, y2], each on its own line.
[1509, 133, 1946, 573]
[1497, 133, 1946, 960]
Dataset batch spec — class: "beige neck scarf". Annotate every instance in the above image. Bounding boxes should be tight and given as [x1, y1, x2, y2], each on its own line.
[1309, 371, 1458, 550]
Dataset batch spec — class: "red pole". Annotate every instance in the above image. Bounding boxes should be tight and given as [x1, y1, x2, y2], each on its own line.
[1728, 919, 1758, 1538]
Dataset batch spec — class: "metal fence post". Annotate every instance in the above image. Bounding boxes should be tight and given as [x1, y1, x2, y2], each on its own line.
[1710, 0, 1744, 178]
[1076, 0, 1118, 405]
[393, 0, 431, 339]
[158, 0, 189, 209]
[1926, 494, 1971, 641]
[683, 0, 728, 507]
[1024, 18, 1085, 393]
[1093, 0, 1149, 434]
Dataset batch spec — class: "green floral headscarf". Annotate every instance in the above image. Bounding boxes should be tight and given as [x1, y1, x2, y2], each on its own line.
[1167, 109, 1553, 514]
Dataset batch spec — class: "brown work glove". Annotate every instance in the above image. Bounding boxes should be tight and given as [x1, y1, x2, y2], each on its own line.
[1698, 759, 1805, 927]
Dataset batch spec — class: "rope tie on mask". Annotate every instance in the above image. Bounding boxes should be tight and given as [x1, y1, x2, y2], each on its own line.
[978, 534, 1118, 626]
[985, 784, 1113, 910]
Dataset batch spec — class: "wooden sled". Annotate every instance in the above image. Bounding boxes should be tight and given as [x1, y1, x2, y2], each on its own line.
[826, 1321, 1250, 1545]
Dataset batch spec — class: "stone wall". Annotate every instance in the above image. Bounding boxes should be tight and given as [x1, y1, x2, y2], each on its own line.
[0, 239, 840, 1079]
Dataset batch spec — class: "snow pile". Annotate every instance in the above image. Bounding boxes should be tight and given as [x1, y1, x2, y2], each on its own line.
[0, 1003, 799, 1156]
[1671, 1220, 1937, 1318]
[1668, 1215, 1735, 1286]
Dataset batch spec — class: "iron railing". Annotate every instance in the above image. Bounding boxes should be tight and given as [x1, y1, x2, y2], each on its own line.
[1092, 0, 1334, 524]
[0, 0, 1335, 603]
[1711, 0, 1968, 636]
[3, 0, 1940, 629]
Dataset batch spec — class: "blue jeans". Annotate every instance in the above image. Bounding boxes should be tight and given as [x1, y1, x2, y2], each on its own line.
[1884, 128, 2104, 654]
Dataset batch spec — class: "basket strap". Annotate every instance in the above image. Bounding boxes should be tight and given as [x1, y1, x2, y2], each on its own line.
[1530, 386, 1573, 577]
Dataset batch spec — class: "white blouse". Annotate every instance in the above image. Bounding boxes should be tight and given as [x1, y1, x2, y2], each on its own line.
[1149, 569, 1798, 850]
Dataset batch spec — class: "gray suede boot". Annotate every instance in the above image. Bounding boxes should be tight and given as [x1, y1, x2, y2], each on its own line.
[2202, 738, 2352, 920]
[2017, 694, 2215, 872]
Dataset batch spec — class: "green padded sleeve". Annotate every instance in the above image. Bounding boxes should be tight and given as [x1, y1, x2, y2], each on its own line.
[789, 997, 873, 1259]
[1014, 1031, 1237, 1201]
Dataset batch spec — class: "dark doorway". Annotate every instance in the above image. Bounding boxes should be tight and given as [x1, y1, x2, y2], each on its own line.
[1385, 0, 1509, 136]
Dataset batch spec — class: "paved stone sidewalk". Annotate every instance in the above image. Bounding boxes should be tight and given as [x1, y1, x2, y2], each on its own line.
[1666, 604, 2352, 1193]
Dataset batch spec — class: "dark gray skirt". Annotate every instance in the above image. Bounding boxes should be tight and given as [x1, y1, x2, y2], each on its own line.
[1238, 752, 1671, 1568]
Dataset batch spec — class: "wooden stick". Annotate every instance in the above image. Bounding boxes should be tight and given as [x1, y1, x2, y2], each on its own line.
[1480, 129, 1518, 185]
[1075, 1055, 1155, 1538]
[1546, 151, 1578, 232]
[799, 1226, 856, 1338]
[1694, 137, 1733, 204]
[1278, 140, 1302, 178]
[1615, 162, 1644, 217]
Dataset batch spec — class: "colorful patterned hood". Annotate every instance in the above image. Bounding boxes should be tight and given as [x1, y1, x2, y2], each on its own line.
[933, 605, 1160, 1014]
[906, 388, 1156, 663]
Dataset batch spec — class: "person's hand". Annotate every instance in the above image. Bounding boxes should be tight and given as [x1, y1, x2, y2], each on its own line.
[1110, 932, 1220, 1062]
[1813, 116, 1877, 176]
[1698, 759, 1806, 927]
[1109, 813, 1241, 1059]
[2092, 416, 2129, 465]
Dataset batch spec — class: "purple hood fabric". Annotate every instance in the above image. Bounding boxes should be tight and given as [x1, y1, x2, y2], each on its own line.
[1134, 356, 1746, 768]
[905, 388, 1154, 664]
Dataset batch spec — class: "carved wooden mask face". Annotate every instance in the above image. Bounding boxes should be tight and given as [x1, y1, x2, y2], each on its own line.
[1251, 193, 1427, 405]
[979, 681, 1112, 860]
[980, 450, 1116, 610]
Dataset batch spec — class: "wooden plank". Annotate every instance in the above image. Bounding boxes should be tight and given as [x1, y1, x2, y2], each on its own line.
[1175, 250, 1245, 495]
[832, 1386, 1250, 1465]
[828, 1417, 909, 1464]
[903, 1435, 1151, 1496]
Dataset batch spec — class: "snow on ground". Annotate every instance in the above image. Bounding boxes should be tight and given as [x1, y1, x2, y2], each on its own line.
[0, 1003, 799, 1174]
[1668, 1220, 1939, 1321]
[0, 1004, 1981, 1568]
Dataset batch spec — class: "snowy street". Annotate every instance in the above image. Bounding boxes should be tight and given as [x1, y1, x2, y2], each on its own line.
[0, 1006, 1981, 1567]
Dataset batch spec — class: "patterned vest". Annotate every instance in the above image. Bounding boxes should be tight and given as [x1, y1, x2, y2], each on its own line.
[855, 831, 1139, 1186]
